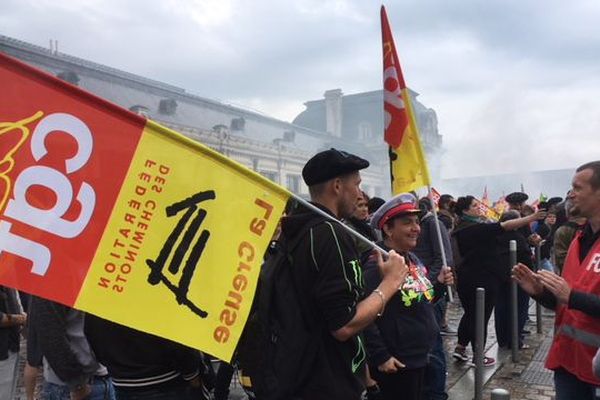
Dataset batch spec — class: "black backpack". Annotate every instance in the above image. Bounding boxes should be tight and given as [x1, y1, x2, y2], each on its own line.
[237, 218, 325, 400]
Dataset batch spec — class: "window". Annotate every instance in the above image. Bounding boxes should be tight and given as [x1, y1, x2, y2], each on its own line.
[231, 117, 245, 131]
[260, 171, 277, 182]
[286, 175, 301, 194]
[358, 122, 372, 140]
[57, 71, 80, 86]
[159, 98, 177, 115]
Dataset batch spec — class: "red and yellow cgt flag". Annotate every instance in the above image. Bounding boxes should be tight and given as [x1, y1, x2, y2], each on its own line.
[381, 6, 431, 195]
[0, 52, 290, 361]
[475, 198, 500, 222]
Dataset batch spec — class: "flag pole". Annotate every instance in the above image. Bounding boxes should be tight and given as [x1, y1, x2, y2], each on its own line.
[427, 186, 454, 302]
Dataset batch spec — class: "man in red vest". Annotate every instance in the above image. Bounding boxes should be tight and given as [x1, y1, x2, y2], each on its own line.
[513, 160, 600, 400]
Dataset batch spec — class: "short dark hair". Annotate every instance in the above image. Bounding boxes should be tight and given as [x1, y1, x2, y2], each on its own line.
[308, 181, 327, 198]
[367, 197, 385, 214]
[439, 194, 454, 210]
[454, 195, 476, 216]
[500, 210, 520, 222]
[361, 190, 370, 202]
[576, 161, 600, 190]
[419, 197, 433, 212]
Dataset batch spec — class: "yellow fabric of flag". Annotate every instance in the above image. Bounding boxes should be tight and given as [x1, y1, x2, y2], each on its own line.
[381, 6, 431, 194]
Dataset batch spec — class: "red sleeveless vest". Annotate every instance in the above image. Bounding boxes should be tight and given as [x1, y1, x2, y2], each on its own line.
[546, 230, 600, 385]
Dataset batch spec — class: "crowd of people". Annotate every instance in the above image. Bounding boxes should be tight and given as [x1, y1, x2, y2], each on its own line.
[1, 150, 599, 400]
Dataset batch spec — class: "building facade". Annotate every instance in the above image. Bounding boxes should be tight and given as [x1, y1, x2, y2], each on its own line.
[1, 34, 442, 199]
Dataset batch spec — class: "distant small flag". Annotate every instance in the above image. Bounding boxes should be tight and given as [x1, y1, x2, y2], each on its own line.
[494, 195, 508, 215]
[475, 197, 500, 221]
[430, 187, 441, 206]
[482, 186, 490, 207]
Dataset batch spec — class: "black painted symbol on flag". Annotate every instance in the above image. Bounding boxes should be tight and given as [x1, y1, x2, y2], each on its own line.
[146, 190, 216, 318]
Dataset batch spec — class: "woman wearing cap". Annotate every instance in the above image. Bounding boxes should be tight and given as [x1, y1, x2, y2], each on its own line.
[363, 193, 453, 400]
[451, 195, 545, 366]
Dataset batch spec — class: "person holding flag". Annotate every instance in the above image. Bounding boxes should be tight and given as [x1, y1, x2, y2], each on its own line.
[279, 148, 408, 400]
[363, 193, 453, 400]
[379, 7, 454, 398]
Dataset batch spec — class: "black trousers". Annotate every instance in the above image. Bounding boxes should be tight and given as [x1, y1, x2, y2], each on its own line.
[456, 273, 499, 351]
[372, 366, 426, 400]
[494, 280, 529, 347]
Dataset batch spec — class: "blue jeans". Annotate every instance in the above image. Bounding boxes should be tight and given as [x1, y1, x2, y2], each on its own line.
[540, 258, 555, 272]
[42, 376, 116, 400]
[554, 368, 600, 400]
[424, 299, 448, 400]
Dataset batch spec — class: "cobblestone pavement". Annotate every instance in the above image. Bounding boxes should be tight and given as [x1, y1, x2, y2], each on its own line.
[443, 295, 557, 400]
[8, 298, 558, 399]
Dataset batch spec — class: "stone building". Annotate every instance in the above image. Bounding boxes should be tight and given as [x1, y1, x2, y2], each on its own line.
[293, 88, 444, 190]
[1, 34, 443, 199]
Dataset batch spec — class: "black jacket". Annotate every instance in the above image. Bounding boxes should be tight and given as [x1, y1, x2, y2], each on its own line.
[85, 315, 200, 390]
[0, 287, 20, 361]
[453, 220, 503, 281]
[281, 202, 366, 400]
[494, 230, 533, 282]
[535, 222, 553, 259]
[413, 212, 454, 282]
[363, 249, 440, 369]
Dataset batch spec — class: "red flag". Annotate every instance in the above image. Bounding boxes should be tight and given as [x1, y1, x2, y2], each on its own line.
[430, 187, 441, 206]
[381, 5, 431, 194]
[482, 186, 490, 207]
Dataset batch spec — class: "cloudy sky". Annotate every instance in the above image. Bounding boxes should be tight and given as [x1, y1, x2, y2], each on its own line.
[2, 0, 599, 178]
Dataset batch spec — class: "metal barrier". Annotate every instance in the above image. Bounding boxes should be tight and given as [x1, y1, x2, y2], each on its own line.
[534, 244, 543, 334]
[510, 240, 519, 363]
[474, 287, 485, 400]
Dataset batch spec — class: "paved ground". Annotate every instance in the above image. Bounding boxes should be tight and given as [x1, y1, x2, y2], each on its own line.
[443, 295, 556, 400]
[7, 297, 558, 399]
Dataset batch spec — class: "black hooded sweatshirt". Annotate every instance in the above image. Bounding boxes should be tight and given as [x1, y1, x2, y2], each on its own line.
[363, 247, 441, 369]
[281, 202, 366, 400]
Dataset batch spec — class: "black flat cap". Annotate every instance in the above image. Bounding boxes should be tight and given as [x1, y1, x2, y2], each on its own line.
[302, 148, 369, 186]
[506, 192, 529, 205]
[547, 197, 563, 206]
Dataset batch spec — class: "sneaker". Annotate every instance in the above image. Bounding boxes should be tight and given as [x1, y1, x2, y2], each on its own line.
[452, 346, 469, 362]
[440, 325, 457, 336]
[468, 356, 496, 367]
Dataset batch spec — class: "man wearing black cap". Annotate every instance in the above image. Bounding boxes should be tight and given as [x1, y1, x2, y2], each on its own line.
[507, 191, 543, 246]
[506, 192, 529, 212]
[280, 148, 407, 400]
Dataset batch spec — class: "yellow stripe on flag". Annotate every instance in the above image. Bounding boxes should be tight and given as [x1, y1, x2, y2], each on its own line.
[76, 121, 290, 361]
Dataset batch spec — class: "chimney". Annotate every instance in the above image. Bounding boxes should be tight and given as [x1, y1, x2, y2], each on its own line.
[324, 89, 343, 137]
